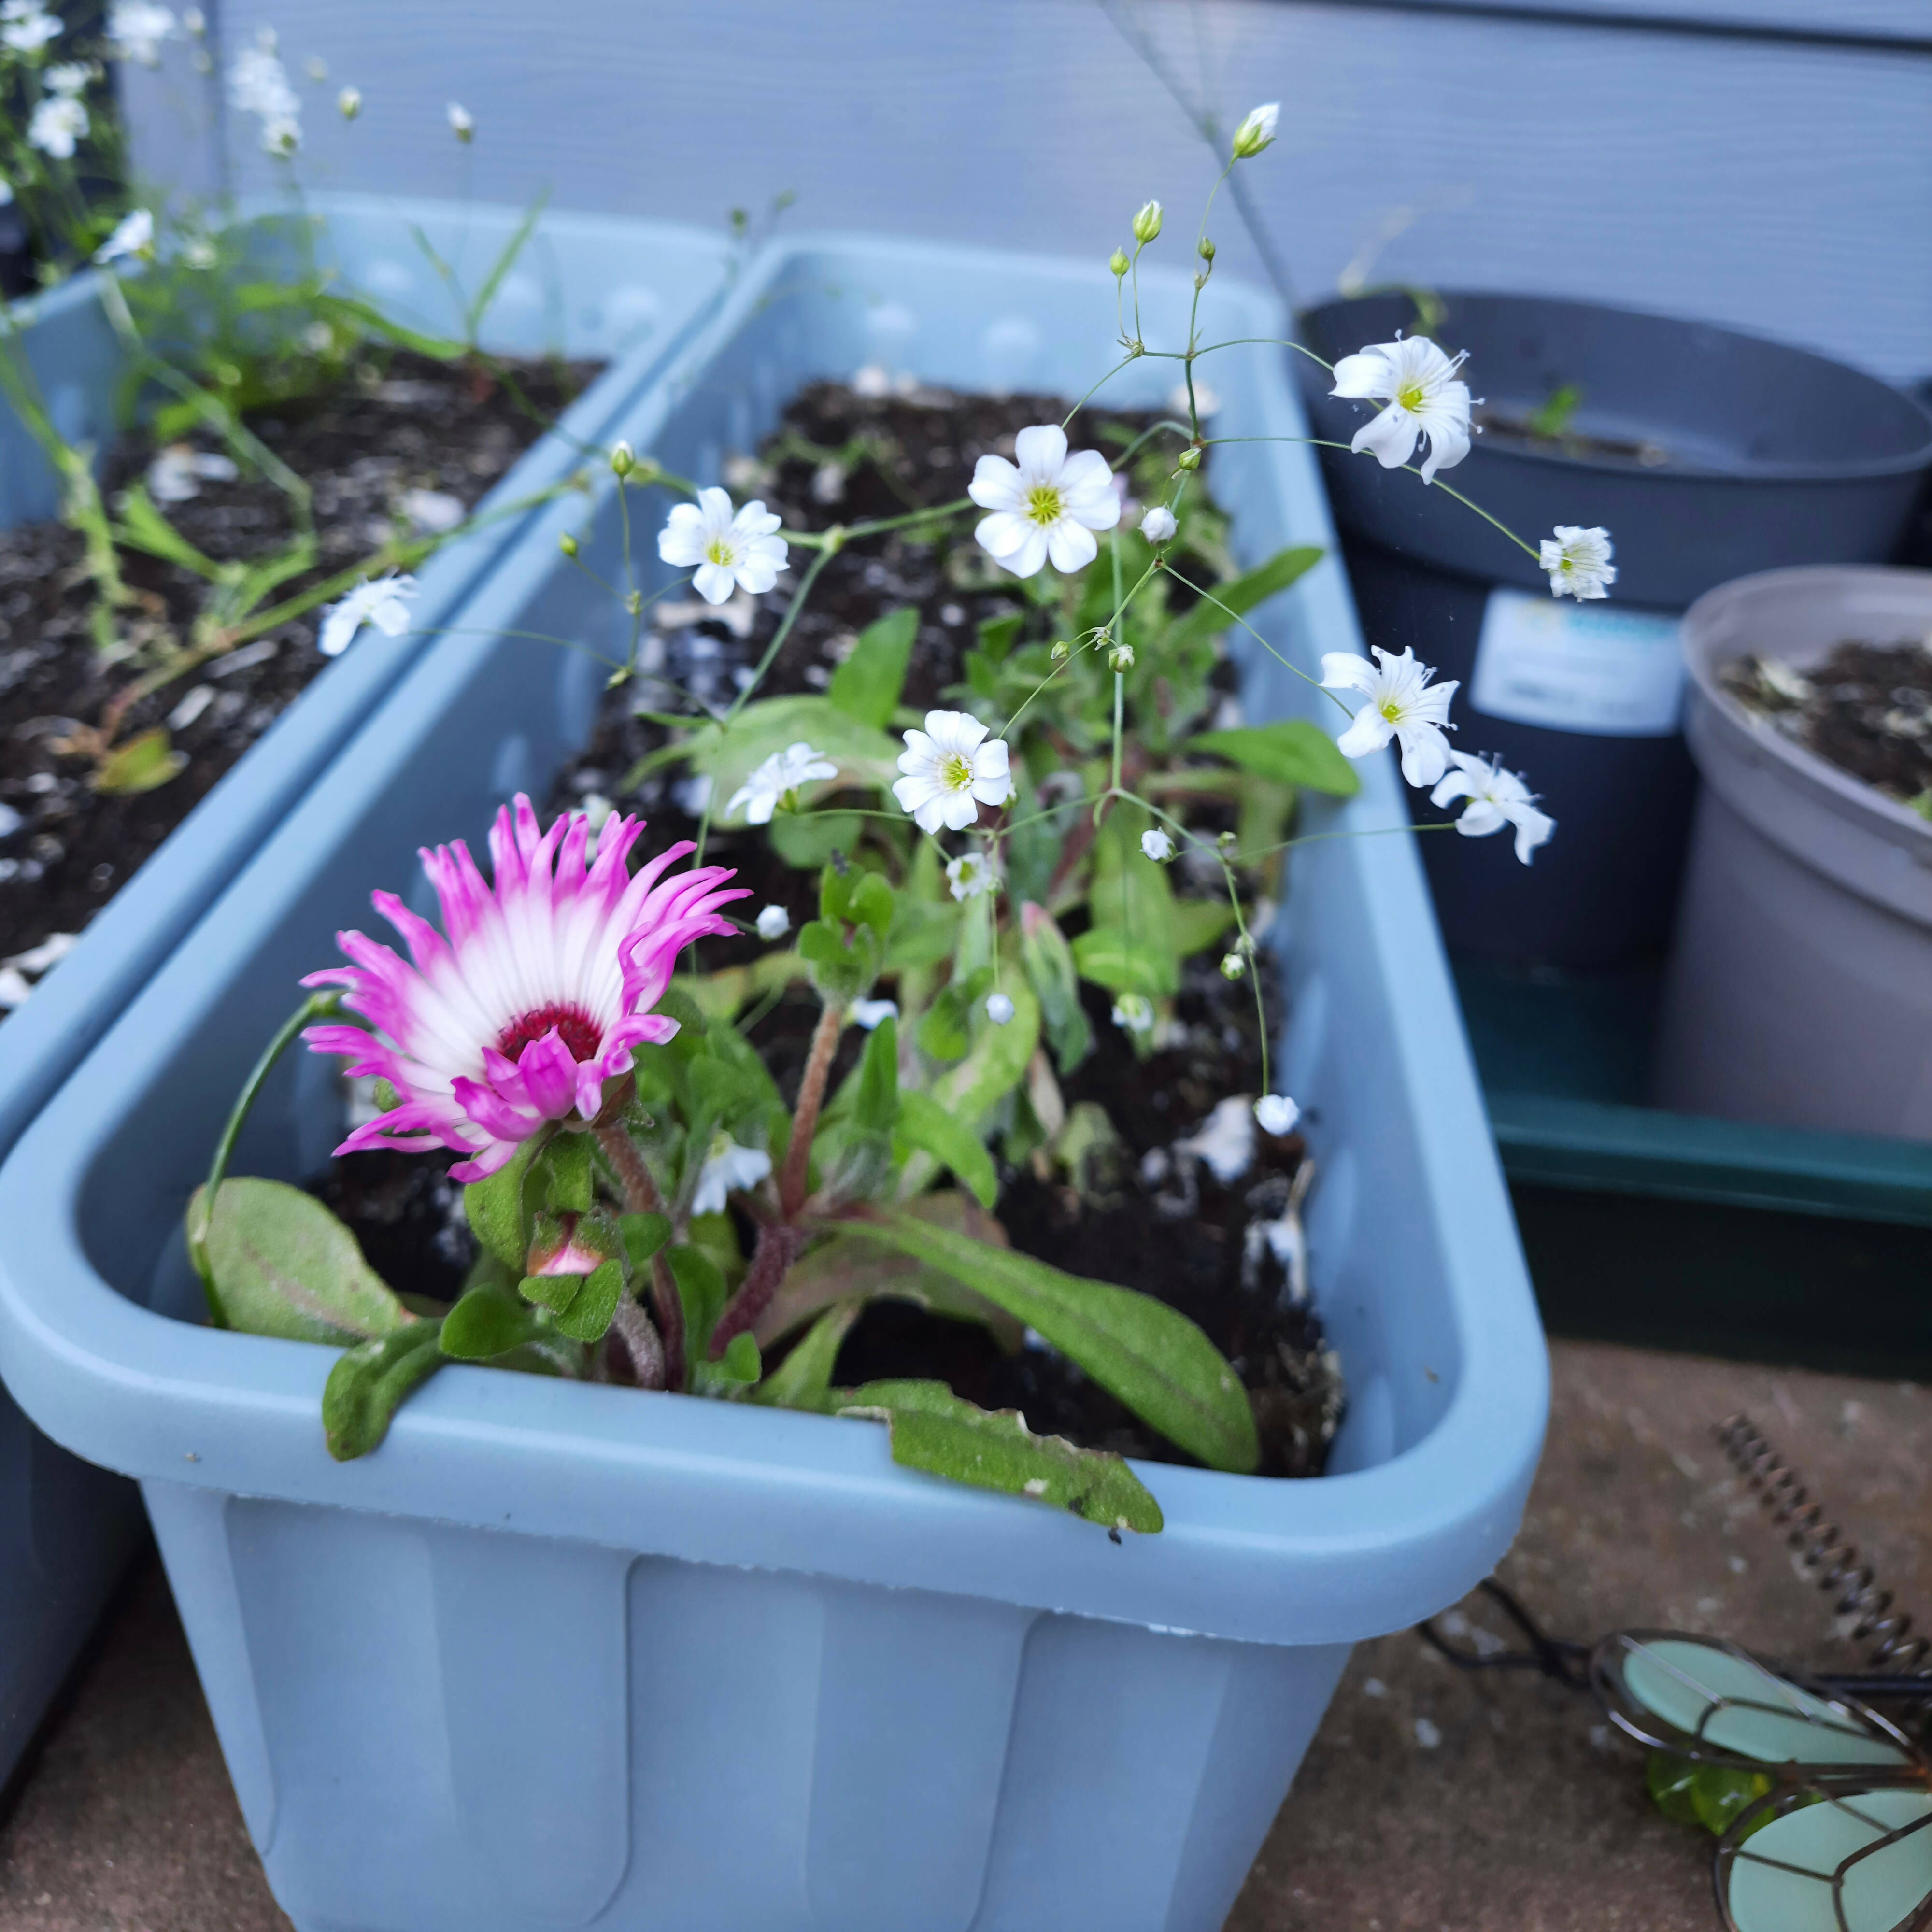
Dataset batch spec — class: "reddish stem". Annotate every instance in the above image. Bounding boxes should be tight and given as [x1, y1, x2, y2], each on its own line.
[597, 1120, 664, 1215]
[778, 1001, 843, 1220]
[607, 1299, 665, 1390]
[709, 1222, 807, 1360]
[650, 1252, 686, 1392]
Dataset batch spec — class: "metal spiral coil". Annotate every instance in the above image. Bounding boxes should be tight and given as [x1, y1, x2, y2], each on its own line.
[1716, 1413, 1930, 1677]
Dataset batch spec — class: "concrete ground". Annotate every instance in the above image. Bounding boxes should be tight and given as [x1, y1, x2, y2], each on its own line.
[0, 1337, 1926, 1932]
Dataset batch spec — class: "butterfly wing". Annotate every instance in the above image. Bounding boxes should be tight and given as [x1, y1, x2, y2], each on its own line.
[1594, 1634, 1925, 1774]
[1719, 1785, 1932, 1932]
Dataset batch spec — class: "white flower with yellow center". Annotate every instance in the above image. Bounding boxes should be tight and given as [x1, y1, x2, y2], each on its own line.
[691, 1132, 771, 1216]
[724, 742, 836, 825]
[1540, 526, 1617, 601]
[43, 58, 87, 91]
[28, 94, 85, 157]
[945, 851, 997, 902]
[656, 486, 788, 607]
[93, 207, 152, 264]
[1, 2, 59, 55]
[1321, 645, 1458, 787]
[968, 424, 1120, 578]
[1330, 335, 1473, 484]
[893, 710, 1014, 834]
[1430, 753, 1555, 864]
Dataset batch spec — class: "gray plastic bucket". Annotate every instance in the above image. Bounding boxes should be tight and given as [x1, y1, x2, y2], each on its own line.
[0, 233, 1546, 1932]
[1654, 566, 1932, 1137]
[1298, 292, 1932, 970]
[0, 194, 733, 1796]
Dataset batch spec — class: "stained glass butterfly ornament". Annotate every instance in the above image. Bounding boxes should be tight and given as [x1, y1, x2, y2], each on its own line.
[1422, 1579, 1932, 1932]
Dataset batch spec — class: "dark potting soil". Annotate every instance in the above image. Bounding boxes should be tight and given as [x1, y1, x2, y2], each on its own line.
[1723, 639, 1932, 810]
[0, 349, 598, 982]
[317, 378, 1343, 1481]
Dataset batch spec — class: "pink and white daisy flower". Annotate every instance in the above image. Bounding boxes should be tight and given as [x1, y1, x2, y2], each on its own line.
[968, 424, 1120, 578]
[303, 794, 745, 1180]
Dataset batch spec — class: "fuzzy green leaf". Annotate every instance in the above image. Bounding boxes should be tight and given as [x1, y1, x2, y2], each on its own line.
[1071, 927, 1175, 998]
[322, 1322, 445, 1460]
[1192, 719, 1359, 797]
[542, 1133, 595, 1213]
[917, 966, 992, 1062]
[440, 1282, 543, 1360]
[619, 1212, 671, 1270]
[834, 1382, 1163, 1532]
[828, 606, 917, 727]
[844, 1209, 1259, 1473]
[191, 1179, 410, 1346]
[854, 1015, 900, 1136]
[928, 978, 1039, 1130]
[755, 1301, 861, 1406]
[1168, 544, 1324, 653]
[94, 727, 187, 796]
[768, 810, 862, 868]
[518, 1268, 584, 1315]
[464, 1136, 546, 1271]
[894, 1090, 996, 1209]
[1019, 902, 1093, 1074]
[1171, 899, 1237, 957]
[551, 1259, 625, 1343]
[669, 1244, 728, 1356]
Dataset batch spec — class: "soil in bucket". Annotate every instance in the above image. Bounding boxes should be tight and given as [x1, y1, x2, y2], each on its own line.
[0, 348, 600, 1012]
[1298, 289, 1932, 973]
[312, 378, 1345, 1482]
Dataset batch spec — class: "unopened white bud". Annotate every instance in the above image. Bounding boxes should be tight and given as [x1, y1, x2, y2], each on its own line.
[986, 991, 1016, 1026]
[446, 100, 473, 142]
[1108, 248, 1130, 278]
[610, 440, 635, 478]
[1109, 641, 1135, 674]
[1140, 505, 1177, 544]
[755, 904, 791, 941]
[337, 85, 361, 120]
[1231, 101, 1279, 160]
[1220, 952, 1247, 981]
[1132, 199, 1163, 244]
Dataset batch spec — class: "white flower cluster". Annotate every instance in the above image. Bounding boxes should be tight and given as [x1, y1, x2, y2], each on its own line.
[229, 32, 300, 154]
[106, 0, 174, 64]
[2, 0, 61, 56]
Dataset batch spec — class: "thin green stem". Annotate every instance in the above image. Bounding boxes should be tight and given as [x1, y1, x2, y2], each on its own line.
[1160, 563, 1352, 715]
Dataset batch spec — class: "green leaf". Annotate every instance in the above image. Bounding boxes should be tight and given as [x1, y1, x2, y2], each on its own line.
[440, 1281, 544, 1360]
[835, 1383, 1163, 1532]
[854, 1015, 900, 1136]
[94, 728, 186, 796]
[917, 966, 992, 1062]
[668, 1243, 728, 1356]
[883, 897, 959, 971]
[191, 1179, 410, 1345]
[844, 1209, 1259, 1473]
[1088, 805, 1178, 985]
[798, 917, 881, 1004]
[1172, 899, 1237, 957]
[1646, 1752, 1773, 1839]
[542, 1133, 595, 1213]
[551, 1259, 625, 1343]
[895, 1089, 996, 1209]
[1192, 718, 1359, 797]
[1168, 544, 1324, 653]
[927, 978, 1039, 1130]
[975, 612, 1023, 661]
[1018, 903, 1093, 1073]
[466, 186, 549, 338]
[769, 810, 861, 869]
[316, 290, 466, 361]
[464, 1136, 547, 1271]
[717, 1331, 761, 1383]
[755, 1301, 861, 1406]
[517, 1264, 584, 1315]
[619, 1212, 671, 1271]
[113, 483, 224, 578]
[827, 606, 917, 727]
[322, 1323, 446, 1460]
[1071, 927, 1174, 998]
[646, 696, 899, 810]
[822, 863, 895, 938]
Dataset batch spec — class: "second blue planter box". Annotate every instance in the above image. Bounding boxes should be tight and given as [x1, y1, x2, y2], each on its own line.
[0, 234, 1546, 1931]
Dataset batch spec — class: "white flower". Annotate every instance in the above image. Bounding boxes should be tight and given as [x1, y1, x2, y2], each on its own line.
[145, 442, 235, 502]
[1176, 1096, 1256, 1184]
[1140, 505, 1178, 544]
[1430, 753, 1556, 865]
[724, 741, 836, 825]
[1111, 992, 1155, 1037]
[968, 424, 1120, 578]
[1254, 1093, 1300, 1136]
[318, 573, 418, 657]
[851, 997, 898, 1031]
[93, 207, 152, 264]
[337, 85, 360, 119]
[945, 851, 997, 902]
[1140, 828, 1174, 863]
[1232, 101, 1279, 158]
[1, 3, 59, 54]
[986, 991, 1016, 1026]
[181, 5, 201, 31]
[1321, 645, 1458, 787]
[43, 57, 87, 91]
[228, 42, 299, 149]
[1330, 335, 1473, 485]
[446, 100, 472, 141]
[754, 903, 790, 941]
[893, 710, 1013, 834]
[260, 114, 300, 155]
[106, 0, 172, 62]
[27, 93, 84, 155]
[691, 1132, 771, 1217]
[1540, 526, 1617, 601]
[656, 486, 788, 607]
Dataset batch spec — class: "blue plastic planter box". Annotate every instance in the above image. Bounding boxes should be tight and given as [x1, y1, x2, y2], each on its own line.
[0, 194, 732, 1793]
[0, 235, 1546, 1929]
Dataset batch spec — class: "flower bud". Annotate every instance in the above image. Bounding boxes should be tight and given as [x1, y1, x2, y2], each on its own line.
[1109, 641, 1135, 674]
[1231, 101, 1279, 160]
[1108, 247, 1130, 279]
[1140, 505, 1177, 544]
[1197, 234, 1216, 262]
[1217, 828, 1238, 851]
[1050, 639, 1072, 667]
[447, 100, 474, 142]
[337, 85, 361, 120]
[986, 991, 1016, 1026]
[1220, 952, 1247, 981]
[1132, 199, 1163, 244]
[1175, 446, 1202, 472]
[558, 531, 579, 557]
[610, 440, 635, 478]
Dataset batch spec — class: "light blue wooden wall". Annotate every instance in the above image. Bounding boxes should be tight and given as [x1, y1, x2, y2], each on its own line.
[121, 0, 1932, 383]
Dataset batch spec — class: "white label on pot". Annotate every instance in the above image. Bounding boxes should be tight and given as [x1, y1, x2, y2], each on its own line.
[1469, 588, 1684, 738]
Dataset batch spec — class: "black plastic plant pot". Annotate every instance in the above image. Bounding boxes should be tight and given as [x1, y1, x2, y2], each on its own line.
[1296, 291, 1932, 970]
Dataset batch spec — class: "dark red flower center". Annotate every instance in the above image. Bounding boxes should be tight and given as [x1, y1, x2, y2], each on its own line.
[496, 1002, 603, 1065]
